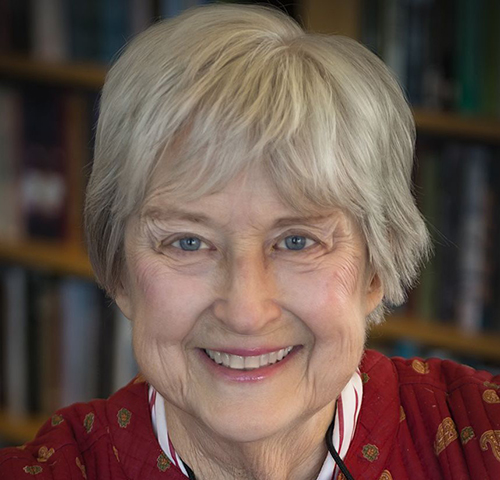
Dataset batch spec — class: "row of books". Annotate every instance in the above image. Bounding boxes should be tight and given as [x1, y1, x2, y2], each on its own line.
[0, 85, 96, 242]
[406, 140, 500, 333]
[361, 0, 500, 118]
[0, 266, 137, 418]
[0, 0, 156, 64]
[0, 0, 296, 65]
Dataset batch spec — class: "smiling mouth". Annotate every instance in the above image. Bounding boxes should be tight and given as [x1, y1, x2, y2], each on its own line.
[203, 347, 294, 370]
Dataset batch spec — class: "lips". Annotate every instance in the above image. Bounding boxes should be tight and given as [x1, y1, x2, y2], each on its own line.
[204, 346, 294, 370]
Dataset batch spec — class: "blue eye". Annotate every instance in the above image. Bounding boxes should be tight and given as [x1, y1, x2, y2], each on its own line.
[173, 237, 204, 251]
[280, 235, 313, 251]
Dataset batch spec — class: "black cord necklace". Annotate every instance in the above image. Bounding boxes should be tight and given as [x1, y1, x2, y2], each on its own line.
[324, 416, 356, 480]
[181, 414, 355, 480]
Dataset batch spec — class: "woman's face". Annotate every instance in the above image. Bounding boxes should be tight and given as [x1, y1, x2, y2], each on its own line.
[117, 168, 383, 444]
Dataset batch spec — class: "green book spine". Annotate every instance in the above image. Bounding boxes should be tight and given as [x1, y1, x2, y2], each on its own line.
[480, 0, 500, 117]
[456, 0, 483, 113]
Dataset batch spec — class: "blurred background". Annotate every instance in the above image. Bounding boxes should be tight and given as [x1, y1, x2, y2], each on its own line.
[0, 0, 499, 446]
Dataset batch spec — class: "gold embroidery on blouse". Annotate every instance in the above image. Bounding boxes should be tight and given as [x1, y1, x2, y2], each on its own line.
[157, 452, 171, 472]
[361, 372, 370, 384]
[480, 430, 500, 463]
[23, 466, 43, 475]
[76, 457, 87, 479]
[51, 414, 64, 426]
[460, 426, 475, 445]
[379, 470, 393, 480]
[412, 359, 430, 374]
[113, 445, 120, 463]
[36, 446, 55, 462]
[484, 381, 499, 390]
[434, 417, 458, 455]
[83, 413, 95, 433]
[362, 444, 380, 462]
[117, 408, 132, 428]
[483, 389, 500, 404]
[400, 406, 406, 422]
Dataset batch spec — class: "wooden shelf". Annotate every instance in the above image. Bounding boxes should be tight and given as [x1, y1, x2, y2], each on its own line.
[0, 55, 106, 89]
[370, 316, 500, 362]
[0, 412, 46, 445]
[0, 240, 93, 278]
[414, 108, 500, 143]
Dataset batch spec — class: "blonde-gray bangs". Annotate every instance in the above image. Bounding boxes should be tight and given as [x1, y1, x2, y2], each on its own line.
[85, 4, 430, 324]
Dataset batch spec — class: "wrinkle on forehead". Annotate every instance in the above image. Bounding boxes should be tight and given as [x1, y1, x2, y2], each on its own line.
[140, 167, 361, 236]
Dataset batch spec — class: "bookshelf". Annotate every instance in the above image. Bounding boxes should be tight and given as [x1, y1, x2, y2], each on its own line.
[1, 0, 500, 445]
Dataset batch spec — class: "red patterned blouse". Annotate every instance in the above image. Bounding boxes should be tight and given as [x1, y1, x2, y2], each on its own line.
[1, 349, 499, 479]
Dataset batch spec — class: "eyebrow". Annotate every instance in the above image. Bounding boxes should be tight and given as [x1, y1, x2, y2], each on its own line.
[141, 206, 335, 229]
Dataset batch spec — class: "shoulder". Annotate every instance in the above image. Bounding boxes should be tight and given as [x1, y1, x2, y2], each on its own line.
[362, 348, 500, 401]
[0, 376, 179, 479]
[360, 350, 500, 477]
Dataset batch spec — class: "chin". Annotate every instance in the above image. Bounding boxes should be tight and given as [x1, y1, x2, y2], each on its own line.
[197, 398, 311, 445]
[206, 415, 288, 444]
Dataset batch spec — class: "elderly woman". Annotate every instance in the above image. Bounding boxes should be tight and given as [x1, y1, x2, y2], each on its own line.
[2, 4, 499, 480]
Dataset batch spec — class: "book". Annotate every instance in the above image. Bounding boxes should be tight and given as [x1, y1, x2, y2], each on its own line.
[455, 146, 490, 333]
[101, 0, 132, 64]
[59, 277, 101, 406]
[31, 0, 69, 61]
[130, 0, 156, 37]
[3, 267, 29, 417]
[455, 0, 484, 114]
[38, 273, 62, 414]
[0, 86, 22, 242]
[435, 142, 463, 324]
[413, 143, 440, 321]
[381, 0, 408, 91]
[20, 88, 69, 241]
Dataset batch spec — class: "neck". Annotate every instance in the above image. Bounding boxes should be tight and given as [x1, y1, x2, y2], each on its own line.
[165, 401, 336, 480]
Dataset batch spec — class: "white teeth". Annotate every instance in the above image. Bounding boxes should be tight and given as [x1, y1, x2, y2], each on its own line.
[259, 353, 269, 367]
[230, 355, 244, 369]
[244, 356, 260, 369]
[205, 347, 294, 370]
[213, 351, 222, 364]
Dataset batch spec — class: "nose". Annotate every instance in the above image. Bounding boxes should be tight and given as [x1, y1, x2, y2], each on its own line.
[212, 253, 282, 335]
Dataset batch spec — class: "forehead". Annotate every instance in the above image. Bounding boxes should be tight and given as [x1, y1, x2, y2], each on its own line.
[146, 167, 302, 215]
[141, 168, 358, 237]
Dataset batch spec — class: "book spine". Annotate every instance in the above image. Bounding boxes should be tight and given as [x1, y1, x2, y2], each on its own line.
[381, 0, 408, 90]
[456, 146, 490, 333]
[60, 277, 101, 406]
[100, 0, 132, 64]
[130, 0, 155, 36]
[0, 87, 23, 242]
[435, 143, 462, 324]
[4, 267, 28, 417]
[20, 89, 69, 241]
[455, 0, 484, 114]
[31, 0, 69, 61]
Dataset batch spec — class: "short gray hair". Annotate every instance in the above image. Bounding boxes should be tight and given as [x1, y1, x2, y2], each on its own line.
[85, 3, 431, 324]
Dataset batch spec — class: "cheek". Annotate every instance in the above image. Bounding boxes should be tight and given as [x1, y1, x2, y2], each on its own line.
[281, 261, 365, 331]
[130, 256, 213, 341]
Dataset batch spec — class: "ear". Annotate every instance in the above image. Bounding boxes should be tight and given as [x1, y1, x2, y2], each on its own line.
[364, 273, 384, 317]
[115, 278, 134, 321]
